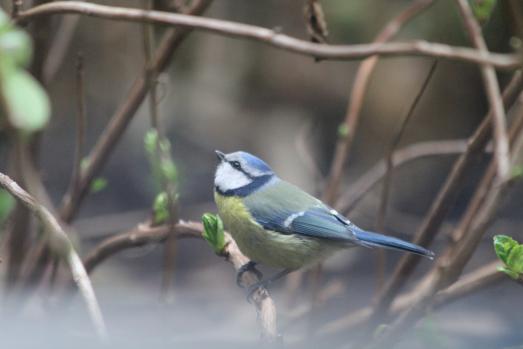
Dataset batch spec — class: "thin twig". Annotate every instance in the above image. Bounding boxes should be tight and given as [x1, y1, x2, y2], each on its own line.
[456, 0, 511, 182]
[16, 1, 522, 69]
[82, 220, 280, 342]
[43, 15, 80, 84]
[335, 140, 469, 214]
[11, 0, 23, 18]
[373, 60, 438, 294]
[364, 92, 523, 349]
[377, 60, 438, 233]
[316, 260, 503, 337]
[57, 0, 213, 223]
[63, 52, 86, 218]
[140, 0, 179, 300]
[321, 0, 436, 206]
[0, 171, 107, 339]
[366, 70, 523, 322]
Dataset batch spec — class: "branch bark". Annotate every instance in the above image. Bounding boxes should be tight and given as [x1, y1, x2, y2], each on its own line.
[83, 220, 280, 342]
[56, 0, 213, 223]
[16, 1, 521, 69]
[366, 70, 523, 322]
[0, 171, 106, 339]
[322, 0, 436, 205]
[364, 91, 523, 349]
[455, 0, 511, 182]
[316, 260, 503, 337]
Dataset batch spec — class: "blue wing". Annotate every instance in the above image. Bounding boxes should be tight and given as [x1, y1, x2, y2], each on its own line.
[242, 179, 357, 241]
[243, 179, 435, 258]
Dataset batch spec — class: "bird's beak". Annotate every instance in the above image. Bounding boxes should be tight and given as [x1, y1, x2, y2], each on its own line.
[215, 150, 226, 161]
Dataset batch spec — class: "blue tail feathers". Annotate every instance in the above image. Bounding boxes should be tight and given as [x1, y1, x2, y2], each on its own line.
[353, 229, 435, 259]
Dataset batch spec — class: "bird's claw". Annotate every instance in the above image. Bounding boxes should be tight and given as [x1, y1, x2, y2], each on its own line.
[236, 261, 263, 288]
[246, 281, 268, 303]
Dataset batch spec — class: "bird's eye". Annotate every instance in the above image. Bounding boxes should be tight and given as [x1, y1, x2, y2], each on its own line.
[231, 161, 241, 169]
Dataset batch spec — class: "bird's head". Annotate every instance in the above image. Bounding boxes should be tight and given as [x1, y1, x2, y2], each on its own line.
[214, 150, 275, 196]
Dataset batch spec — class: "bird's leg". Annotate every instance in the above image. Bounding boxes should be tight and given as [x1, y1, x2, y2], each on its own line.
[246, 268, 295, 302]
[236, 261, 263, 288]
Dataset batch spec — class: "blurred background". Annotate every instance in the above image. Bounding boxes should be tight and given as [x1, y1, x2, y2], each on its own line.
[0, 0, 522, 348]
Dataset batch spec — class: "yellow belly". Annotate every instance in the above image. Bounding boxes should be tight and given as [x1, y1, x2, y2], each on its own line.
[214, 192, 341, 269]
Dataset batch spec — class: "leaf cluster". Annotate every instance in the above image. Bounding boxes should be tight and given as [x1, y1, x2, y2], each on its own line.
[0, 9, 50, 133]
[201, 213, 226, 255]
[493, 235, 523, 280]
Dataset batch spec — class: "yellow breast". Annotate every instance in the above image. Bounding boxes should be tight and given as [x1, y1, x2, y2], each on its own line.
[214, 191, 341, 269]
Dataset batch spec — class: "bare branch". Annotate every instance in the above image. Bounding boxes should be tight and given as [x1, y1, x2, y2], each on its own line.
[317, 260, 503, 337]
[366, 70, 523, 321]
[335, 140, 469, 214]
[0, 171, 106, 339]
[16, 1, 522, 69]
[83, 220, 280, 342]
[322, 0, 436, 205]
[83, 221, 201, 274]
[364, 92, 523, 349]
[456, 0, 511, 182]
[62, 53, 86, 217]
[57, 0, 213, 222]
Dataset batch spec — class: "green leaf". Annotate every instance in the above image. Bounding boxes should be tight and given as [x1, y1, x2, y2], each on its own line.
[0, 30, 31, 67]
[144, 129, 158, 157]
[1, 67, 50, 132]
[493, 235, 518, 265]
[497, 265, 520, 280]
[470, 0, 497, 24]
[90, 177, 107, 193]
[0, 189, 14, 224]
[507, 245, 523, 274]
[202, 213, 225, 254]
[153, 191, 169, 224]
[144, 129, 178, 184]
[511, 165, 523, 180]
[337, 123, 349, 138]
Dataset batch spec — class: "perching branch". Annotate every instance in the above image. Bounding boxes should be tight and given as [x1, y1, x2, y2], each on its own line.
[0, 171, 106, 339]
[16, 1, 522, 69]
[83, 220, 280, 342]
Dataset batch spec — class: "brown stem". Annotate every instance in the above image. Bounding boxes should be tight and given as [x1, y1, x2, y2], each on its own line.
[368, 70, 523, 322]
[456, 0, 511, 182]
[82, 220, 280, 342]
[0, 171, 106, 339]
[56, 0, 213, 223]
[16, 1, 521, 69]
[364, 92, 523, 349]
[322, 0, 436, 205]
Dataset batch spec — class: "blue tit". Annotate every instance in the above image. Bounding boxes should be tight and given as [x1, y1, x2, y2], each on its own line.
[213, 150, 434, 290]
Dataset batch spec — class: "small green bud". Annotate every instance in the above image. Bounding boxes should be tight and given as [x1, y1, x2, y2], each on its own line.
[202, 213, 226, 254]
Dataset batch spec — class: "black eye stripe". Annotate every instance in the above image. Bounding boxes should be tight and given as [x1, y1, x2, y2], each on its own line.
[229, 160, 255, 179]
[231, 161, 241, 169]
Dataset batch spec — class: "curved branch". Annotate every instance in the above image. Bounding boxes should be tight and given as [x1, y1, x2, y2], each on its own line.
[322, 0, 436, 205]
[83, 220, 280, 342]
[335, 140, 469, 214]
[17, 1, 521, 69]
[0, 172, 107, 339]
[317, 260, 503, 336]
[456, 0, 510, 182]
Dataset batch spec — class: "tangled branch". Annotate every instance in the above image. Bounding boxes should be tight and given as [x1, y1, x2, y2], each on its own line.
[17, 1, 521, 69]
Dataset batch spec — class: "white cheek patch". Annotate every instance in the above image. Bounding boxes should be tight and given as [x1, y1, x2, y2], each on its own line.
[215, 162, 251, 191]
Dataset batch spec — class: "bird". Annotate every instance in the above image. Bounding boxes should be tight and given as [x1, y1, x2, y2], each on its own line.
[213, 150, 434, 294]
